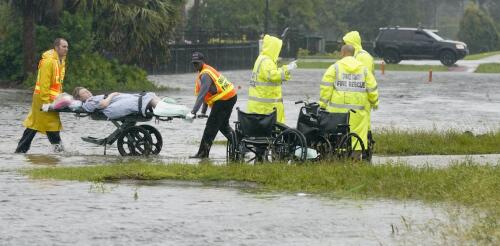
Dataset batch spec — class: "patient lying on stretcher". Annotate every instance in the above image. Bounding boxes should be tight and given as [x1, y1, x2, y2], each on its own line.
[71, 87, 190, 120]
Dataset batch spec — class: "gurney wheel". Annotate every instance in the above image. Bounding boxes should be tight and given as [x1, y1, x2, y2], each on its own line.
[139, 125, 163, 155]
[117, 126, 153, 156]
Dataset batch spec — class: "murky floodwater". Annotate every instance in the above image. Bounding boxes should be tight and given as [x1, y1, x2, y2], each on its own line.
[1, 69, 498, 244]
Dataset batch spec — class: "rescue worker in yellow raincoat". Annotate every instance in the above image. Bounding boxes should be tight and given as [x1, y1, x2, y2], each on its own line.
[186, 52, 238, 159]
[247, 34, 297, 123]
[15, 38, 68, 153]
[319, 45, 378, 156]
[343, 31, 375, 75]
[343, 30, 377, 135]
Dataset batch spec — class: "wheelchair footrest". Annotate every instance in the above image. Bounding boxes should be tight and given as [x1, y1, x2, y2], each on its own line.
[81, 136, 107, 146]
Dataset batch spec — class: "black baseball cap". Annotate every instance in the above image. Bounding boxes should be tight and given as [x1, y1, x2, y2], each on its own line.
[191, 52, 205, 63]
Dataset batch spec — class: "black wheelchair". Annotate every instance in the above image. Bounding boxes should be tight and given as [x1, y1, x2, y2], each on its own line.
[226, 108, 307, 163]
[295, 101, 375, 161]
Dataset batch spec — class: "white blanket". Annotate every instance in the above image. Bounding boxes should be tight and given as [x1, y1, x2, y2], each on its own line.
[153, 97, 190, 117]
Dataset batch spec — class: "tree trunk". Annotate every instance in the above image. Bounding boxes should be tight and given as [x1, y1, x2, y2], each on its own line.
[192, 0, 200, 42]
[22, 0, 36, 79]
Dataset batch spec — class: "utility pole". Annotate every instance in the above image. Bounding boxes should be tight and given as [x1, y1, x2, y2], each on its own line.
[264, 0, 269, 34]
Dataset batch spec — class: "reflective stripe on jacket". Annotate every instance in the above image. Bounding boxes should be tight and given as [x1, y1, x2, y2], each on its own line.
[319, 56, 378, 113]
[195, 64, 236, 106]
[23, 49, 66, 133]
[34, 49, 65, 101]
[247, 34, 290, 123]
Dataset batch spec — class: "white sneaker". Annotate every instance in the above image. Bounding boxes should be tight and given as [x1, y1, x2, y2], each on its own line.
[52, 143, 65, 153]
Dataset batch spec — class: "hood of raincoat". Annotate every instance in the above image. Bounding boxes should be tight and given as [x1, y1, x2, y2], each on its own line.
[261, 34, 282, 63]
[343, 31, 363, 53]
[338, 56, 363, 73]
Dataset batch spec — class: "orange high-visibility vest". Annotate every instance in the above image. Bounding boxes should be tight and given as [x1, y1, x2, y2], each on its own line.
[34, 49, 64, 100]
[195, 64, 236, 106]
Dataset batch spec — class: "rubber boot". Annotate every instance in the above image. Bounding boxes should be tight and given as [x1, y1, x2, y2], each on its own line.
[190, 141, 211, 159]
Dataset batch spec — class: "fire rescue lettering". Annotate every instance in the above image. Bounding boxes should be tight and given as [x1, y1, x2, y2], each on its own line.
[336, 73, 365, 89]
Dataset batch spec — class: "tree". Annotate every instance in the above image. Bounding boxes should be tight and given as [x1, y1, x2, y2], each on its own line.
[8, 0, 41, 76]
[458, 3, 500, 53]
[90, 0, 183, 68]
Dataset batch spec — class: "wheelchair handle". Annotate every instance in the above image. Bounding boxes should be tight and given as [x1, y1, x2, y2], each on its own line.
[294, 100, 304, 105]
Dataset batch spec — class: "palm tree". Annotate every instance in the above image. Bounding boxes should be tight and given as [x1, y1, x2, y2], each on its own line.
[8, 0, 182, 78]
[8, 0, 64, 78]
[91, 0, 182, 67]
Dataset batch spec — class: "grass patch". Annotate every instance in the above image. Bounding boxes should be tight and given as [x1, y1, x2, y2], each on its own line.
[297, 62, 448, 71]
[214, 129, 500, 155]
[475, 63, 500, 73]
[464, 51, 500, 60]
[374, 129, 500, 156]
[23, 161, 498, 206]
[24, 161, 499, 242]
[212, 140, 227, 145]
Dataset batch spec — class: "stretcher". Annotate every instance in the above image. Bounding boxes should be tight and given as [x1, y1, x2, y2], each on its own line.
[46, 97, 189, 156]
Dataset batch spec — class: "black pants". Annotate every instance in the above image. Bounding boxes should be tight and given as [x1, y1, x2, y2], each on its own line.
[15, 128, 61, 153]
[196, 95, 237, 157]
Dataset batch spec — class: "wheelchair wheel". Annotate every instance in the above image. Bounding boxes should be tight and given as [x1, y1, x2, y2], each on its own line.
[226, 130, 239, 163]
[272, 122, 289, 137]
[139, 125, 163, 155]
[336, 132, 365, 160]
[117, 126, 153, 156]
[310, 135, 332, 160]
[272, 128, 307, 162]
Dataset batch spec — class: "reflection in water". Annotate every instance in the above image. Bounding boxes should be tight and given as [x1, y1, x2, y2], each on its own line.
[25, 154, 61, 166]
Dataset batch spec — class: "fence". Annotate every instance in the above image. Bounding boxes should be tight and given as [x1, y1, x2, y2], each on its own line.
[149, 42, 259, 74]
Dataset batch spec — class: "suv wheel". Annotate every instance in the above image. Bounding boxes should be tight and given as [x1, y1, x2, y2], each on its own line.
[383, 50, 401, 64]
[440, 50, 456, 66]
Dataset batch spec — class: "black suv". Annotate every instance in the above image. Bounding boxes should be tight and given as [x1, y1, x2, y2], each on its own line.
[374, 27, 468, 66]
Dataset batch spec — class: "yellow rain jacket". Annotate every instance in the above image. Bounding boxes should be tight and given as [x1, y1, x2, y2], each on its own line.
[23, 49, 66, 133]
[247, 34, 291, 123]
[343, 31, 375, 75]
[319, 56, 378, 149]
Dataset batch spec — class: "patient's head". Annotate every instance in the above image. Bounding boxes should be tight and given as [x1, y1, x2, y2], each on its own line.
[72, 87, 93, 101]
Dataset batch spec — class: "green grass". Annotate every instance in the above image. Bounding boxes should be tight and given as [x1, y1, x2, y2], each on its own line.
[215, 129, 500, 156]
[464, 51, 500, 60]
[23, 161, 498, 206]
[373, 129, 500, 155]
[475, 63, 500, 73]
[297, 61, 448, 71]
[24, 161, 499, 242]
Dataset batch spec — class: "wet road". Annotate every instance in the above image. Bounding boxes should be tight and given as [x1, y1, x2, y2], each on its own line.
[1, 69, 498, 245]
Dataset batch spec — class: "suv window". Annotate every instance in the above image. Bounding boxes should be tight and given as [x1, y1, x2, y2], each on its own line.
[378, 30, 412, 41]
[414, 32, 432, 42]
[395, 30, 412, 40]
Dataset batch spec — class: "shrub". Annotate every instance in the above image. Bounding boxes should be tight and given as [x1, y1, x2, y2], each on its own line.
[0, 3, 23, 83]
[458, 3, 500, 54]
[9, 11, 157, 91]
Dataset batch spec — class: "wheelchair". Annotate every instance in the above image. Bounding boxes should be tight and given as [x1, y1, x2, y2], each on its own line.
[295, 101, 374, 161]
[226, 108, 307, 163]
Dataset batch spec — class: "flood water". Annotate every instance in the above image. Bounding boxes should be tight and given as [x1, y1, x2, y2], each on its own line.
[1, 69, 499, 245]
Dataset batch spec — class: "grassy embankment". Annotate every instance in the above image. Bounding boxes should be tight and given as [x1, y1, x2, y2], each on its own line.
[214, 129, 500, 156]
[464, 51, 500, 60]
[475, 63, 500, 73]
[24, 161, 499, 242]
[297, 61, 448, 71]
